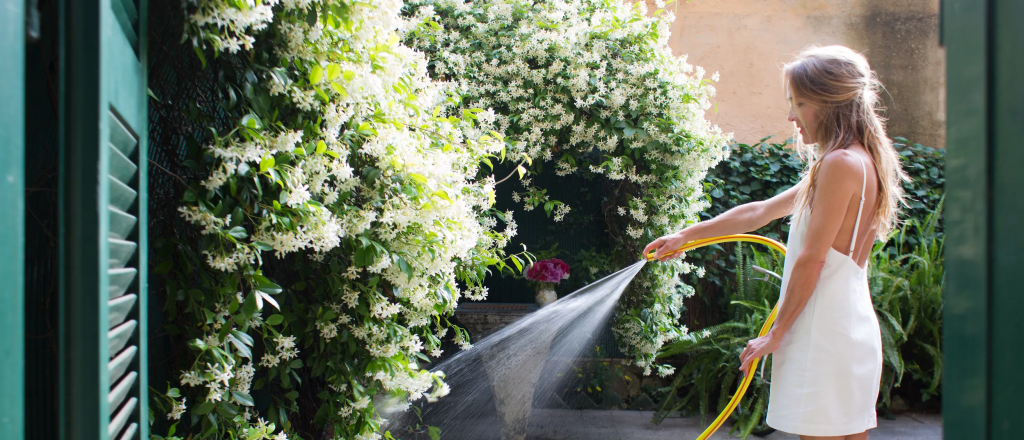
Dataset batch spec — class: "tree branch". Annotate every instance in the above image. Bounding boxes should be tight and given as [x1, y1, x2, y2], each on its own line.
[493, 160, 526, 185]
[149, 159, 191, 188]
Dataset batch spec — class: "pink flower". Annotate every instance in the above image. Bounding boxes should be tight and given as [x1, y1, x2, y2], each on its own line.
[550, 258, 570, 280]
[526, 258, 571, 284]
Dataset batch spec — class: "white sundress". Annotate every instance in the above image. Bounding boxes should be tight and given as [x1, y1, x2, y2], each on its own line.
[765, 156, 883, 436]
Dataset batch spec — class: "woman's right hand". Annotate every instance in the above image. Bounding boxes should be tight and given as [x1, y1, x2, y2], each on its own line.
[643, 231, 691, 262]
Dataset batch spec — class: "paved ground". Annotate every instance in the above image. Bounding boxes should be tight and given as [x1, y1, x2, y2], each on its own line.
[526, 409, 942, 439]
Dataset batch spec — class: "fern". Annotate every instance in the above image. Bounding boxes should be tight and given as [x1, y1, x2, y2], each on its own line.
[870, 197, 945, 411]
[653, 244, 781, 438]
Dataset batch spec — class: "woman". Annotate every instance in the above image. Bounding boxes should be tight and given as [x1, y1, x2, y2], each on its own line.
[643, 45, 908, 440]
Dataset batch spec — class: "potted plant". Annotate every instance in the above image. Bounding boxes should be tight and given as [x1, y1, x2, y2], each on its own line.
[525, 258, 571, 307]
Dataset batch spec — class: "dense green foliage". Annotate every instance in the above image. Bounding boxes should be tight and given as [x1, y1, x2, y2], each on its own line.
[653, 244, 782, 439]
[152, 1, 526, 439]
[870, 202, 945, 410]
[405, 0, 729, 373]
[686, 136, 945, 308]
[654, 205, 946, 433]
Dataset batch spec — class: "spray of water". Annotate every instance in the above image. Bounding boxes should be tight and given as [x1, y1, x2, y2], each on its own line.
[390, 260, 647, 440]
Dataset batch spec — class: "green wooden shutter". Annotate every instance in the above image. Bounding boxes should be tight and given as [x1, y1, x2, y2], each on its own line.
[944, 0, 1024, 438]
[0, 0, 26, 439]
[62, 0, 148, 439]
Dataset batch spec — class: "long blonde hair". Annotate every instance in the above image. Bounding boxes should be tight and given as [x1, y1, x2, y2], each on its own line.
[784, 45, 909, 237]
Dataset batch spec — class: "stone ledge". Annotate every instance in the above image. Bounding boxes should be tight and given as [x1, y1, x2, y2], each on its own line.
[455, 302, 538, 340]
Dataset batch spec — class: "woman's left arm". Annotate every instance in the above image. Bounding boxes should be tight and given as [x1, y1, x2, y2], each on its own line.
[738, 151, 864, 373]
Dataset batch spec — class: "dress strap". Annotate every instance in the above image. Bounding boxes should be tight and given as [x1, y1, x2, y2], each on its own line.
[848, 154, 868, 257]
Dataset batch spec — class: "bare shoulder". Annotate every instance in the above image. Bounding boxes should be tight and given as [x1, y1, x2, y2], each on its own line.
[815, 149, 864, 192]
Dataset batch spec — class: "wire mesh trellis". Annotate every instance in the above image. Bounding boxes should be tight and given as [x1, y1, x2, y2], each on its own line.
[24, 0, 62, 437]
[144, 0, 240, 428]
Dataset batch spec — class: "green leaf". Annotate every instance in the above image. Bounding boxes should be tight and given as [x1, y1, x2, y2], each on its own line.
[266, 314, 285, 326]
[313, 85, 330, 102]
[357, 122, 376, 135]
[326, 64, 342, 81]
[154, 260, 174, 275]
[256, 281, 283, 295]
[232, 391, 255, 407]
[511, 255, 523, 272]
[306, 7, 317, 27]
[242, 292, 257, 317]
[240, 114, 262, 130]
[227, 335, 252, 359]
[227, 226, 247, 239]
[433, 190, 452, 203]
[316, 140, 327, 154]
[309, 65, 325, 84]
[354, 245, 376, 268]
[193, 401, 215, 415]
[259, 156, 275, 173]
[230, 329, 254, 346]
[193, 44, 207, 69]
[398, 257, 414, 281]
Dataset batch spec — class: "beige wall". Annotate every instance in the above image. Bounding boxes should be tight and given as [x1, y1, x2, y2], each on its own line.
[655, 0, 946, 147]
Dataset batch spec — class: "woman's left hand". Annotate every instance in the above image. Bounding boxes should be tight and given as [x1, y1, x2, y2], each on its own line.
[738, 332, 781, 374]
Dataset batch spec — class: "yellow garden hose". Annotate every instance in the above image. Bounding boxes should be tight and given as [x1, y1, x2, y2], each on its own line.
[645, 234, 787, 440]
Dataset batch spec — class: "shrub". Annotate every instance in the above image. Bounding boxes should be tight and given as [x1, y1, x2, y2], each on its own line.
[406, 0, 729, 373]
[654, 205, 946, 433]
[870, 201, 945, 411]
[686, 136, 945, 315]
[152, 1, 526, 439]
[653, 243, 782, 439]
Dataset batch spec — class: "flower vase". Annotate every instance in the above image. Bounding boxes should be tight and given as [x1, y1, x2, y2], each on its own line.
[535, 287, 557, 308]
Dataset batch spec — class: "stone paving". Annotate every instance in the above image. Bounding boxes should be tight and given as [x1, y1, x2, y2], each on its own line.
[526, 409, 942, 440]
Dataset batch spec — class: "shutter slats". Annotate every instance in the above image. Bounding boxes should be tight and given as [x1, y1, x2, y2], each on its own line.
[108, 239, 137, 269]
[108, 113, 137, 156]
[108, 345, 137, 384]
[108, 294, 136, 328]
[109, 145, 137, 183]
[65, 5, 147, 437]
[107, 320, 137, 357]
[108, 371, 137, 416]
[108, 207, 137, 240]
[108, 268, 137, 299]
[108, 176, 137, 211]
[117, 0, 139, 24]
[108, 397, 137, 439]
[105, 109, 143, 439]
[109, 0, 139, 51]
[117, 423, 138, 440]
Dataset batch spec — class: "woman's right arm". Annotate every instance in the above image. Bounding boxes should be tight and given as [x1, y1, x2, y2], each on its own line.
[643, 183, 802, 261]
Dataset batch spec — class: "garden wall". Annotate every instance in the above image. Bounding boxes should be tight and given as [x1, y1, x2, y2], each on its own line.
[656, 0, 946, 148]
